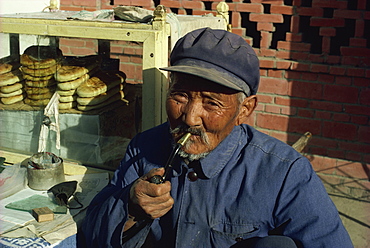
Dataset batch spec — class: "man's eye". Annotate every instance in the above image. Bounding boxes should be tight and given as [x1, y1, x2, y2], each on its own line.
[171, 92, 188, 103]
[205, 100, 221, 109]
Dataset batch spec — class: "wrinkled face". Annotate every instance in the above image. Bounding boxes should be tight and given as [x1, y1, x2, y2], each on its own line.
[166, 73, 244, 157]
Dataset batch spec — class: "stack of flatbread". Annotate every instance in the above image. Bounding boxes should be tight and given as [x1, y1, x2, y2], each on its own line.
[0, 62, 24, 105]
[20, 46, 63, 107]
[76, 70, 128, 111]
[55, 55, 101, 110]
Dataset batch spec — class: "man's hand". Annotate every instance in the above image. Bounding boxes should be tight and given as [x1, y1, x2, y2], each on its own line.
[129, 168, 174, 220]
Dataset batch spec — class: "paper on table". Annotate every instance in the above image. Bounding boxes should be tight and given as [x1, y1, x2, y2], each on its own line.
[0, 172, 109, 237]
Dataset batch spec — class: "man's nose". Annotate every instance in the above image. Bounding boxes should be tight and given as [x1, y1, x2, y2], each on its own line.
[182, 101, 202, 127]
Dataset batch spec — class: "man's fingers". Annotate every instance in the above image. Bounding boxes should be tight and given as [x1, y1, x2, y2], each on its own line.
[141, 167, 165, 181]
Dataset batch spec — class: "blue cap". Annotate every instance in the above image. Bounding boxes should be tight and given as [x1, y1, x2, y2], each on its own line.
[160, 28, 260, 96]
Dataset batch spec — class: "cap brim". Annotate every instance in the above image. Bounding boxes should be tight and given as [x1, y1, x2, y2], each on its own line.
[160, 64, 250, 96]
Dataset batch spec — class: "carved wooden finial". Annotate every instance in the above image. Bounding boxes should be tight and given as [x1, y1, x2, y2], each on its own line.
[154, 5, 166, 22]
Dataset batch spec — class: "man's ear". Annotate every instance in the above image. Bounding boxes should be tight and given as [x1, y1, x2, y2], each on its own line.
[236, 95, 258, 125]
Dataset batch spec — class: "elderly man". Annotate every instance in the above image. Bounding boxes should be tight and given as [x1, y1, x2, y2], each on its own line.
[81, 28, 352, 247]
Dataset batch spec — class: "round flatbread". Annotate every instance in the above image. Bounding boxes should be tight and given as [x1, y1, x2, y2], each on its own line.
[56, 88, 76, 96]
[55, 66, 89, 82]
[76, 77, 107, 98]
[77, 84, 123, 106]
[77, 91, 124, 111]
[59, 101, 77, 110]
[23, 73, 54, 81]
[20, 54, 59, 69]
[59, 94, 77, 103]
[27, 91, 54, 100]
[57, 73, 89, 90]
[0, 63, 20, 74]
[24, 98, 50, 106]
[1, 82, 23, 94]
[1, 94, 24, 105]
[25, 79, 57, 88]
[76, 71, 125, 98]
[25, 85, 56, 95]
[0, 89, 23, 98]
[0, 70, 23, 87]
[21, 64, 61, 77]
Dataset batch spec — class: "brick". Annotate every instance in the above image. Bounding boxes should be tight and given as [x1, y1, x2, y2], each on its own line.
[251, 0, 284, 4]
[322, 121, 357, 141]
[72, 0, 97, 7]
[310, 18, 345, 27]
[257, 94, 274, 103]
[312, 0, 347, 9]
[345, 105, 370, 116]
[285, 33, 302, 42]
[160, 0, 181, 8]
[288, 80, 323, 99]
[259, 48, 277, 57]
[69, 47, 96, 56]
[329, 66, 346, 75]
[341, 56, 360, 67]
[276, 60, 291, 69]
[347, 67, 365, 77]
[283, 116, 321, 135]
[333, 113, 350, 122]
[358, 126, 370, 144]
[256, 113, 289, 131]
[291, 16, 300, 33]
[281, 106, 297, 115]
[285, 71, 301, 80]
[276, 50, 291, 60]
[339, 141, 370, 154]
[260, 31, 272, 48]
[344, 152, 362, 162]
[323, 84, 358, 104]
[265, 104, 281, 114]
[355, 19, 364, 37]
[182, 1, 204, 9]
[315, 110, 331, 120]
[310, 137, 338, 149]
[322, 36, 330, 53]
[311, 64, 328, 73]
[310, 100, 343, 112]
[257, 22, 275, 32]
[351, 115, 369, 125]
[249, 13, 284, 23]
[359, 88, 370, 105]
[335, 76, 351, 85]
[300, 72, 318, 81]
[292, 52, 310, 61]
[349, 38, 367, 47]
[335, 161, 369, 179]
[236, 3, 263, 13]
[308, 54, 325, 63]
[296, 7, 323, 17]
[270, 5, 294, 15]
[310, 155, 337, 173]
[268, 69, 283, 78]
[259, 77, 289, 95]
[231, 12, 241, 27]
[326, 55, 341, 64]
[59, 38, 85, 47]
[319, 27, 336, 37]
[318, 74, 335, 84]
[333, 9, 362, 19]
[277, 41, 311, 52]
[275, 97, 308, 108]
[259, 59, 275, 68]
[340, 47, 370, 57]
[298, 109, 314, 118]
[290, 62, 310, 71]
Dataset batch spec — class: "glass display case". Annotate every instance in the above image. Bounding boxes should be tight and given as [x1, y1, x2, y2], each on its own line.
[0, 4, 228, 169]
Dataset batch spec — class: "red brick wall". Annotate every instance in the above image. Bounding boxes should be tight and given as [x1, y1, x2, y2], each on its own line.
[59, 0, 370, 192]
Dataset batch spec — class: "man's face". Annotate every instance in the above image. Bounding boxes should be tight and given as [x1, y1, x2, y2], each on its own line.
[166, 73, 243, 157]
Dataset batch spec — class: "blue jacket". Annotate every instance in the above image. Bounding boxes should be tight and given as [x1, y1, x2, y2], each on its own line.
[82, 123, 353, 247]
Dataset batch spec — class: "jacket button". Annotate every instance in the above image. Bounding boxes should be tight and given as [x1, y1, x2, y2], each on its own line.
[235, 237, 244, 242]
[187, 171, 198, 181]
